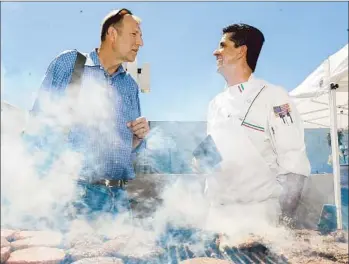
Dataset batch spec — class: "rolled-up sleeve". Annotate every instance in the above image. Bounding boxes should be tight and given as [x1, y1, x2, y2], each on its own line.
[267, 88, 311, 177]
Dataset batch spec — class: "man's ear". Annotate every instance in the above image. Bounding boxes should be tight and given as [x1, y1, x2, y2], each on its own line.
[238, 45, 247, 60]
[107, 26, 118, 41]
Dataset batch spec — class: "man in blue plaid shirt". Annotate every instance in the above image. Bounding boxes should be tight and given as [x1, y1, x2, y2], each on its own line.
[28, 8, 149, 223]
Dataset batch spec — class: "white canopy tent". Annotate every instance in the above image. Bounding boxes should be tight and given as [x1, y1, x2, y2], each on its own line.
[290, 44, 348, 229]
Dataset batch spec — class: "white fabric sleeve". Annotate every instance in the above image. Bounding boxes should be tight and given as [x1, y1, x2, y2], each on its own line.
[267, 87, 311, 177]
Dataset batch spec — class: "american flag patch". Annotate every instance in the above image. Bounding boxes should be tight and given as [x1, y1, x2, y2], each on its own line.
[273, 103, 291, 117]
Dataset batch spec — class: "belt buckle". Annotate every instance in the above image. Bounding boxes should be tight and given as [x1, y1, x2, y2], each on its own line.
[104, 179, 128, 189]
[117, 180, 122, 188]
[105, 179, 110, 187]
[108, 179, 122, 188]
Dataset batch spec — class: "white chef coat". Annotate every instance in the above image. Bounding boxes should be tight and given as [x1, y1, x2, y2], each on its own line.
[207, 74, 311, 179]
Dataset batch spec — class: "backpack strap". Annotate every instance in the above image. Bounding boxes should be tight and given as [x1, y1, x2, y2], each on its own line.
[63, 51, 86, 135]
[66, 51, 87, 99]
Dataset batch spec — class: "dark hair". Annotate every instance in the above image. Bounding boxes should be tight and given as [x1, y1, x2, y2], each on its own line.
[222, 23, 265, 72]
[100, 8, 133, 42]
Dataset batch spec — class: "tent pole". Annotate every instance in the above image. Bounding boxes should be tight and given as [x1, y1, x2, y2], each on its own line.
[329, 83, 343, 230]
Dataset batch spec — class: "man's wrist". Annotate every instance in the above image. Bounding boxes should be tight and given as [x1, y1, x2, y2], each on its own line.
[132, 135, 142, 148]
[133, 136, 147, 154]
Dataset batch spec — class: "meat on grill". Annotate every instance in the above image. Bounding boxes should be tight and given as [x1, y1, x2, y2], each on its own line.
[10, 234, 63, 250]
[118, 244, 165, 259]
[70, 257, 124, 264]
[179, 257, 232, 264]
[102, 239, 127, 253]
[6, 247, 65, 264]
[104, 234, 165, 259]
[12, 230, 62, 241]
[1, 247, 11, 263]
[65, 236, 127, 262]
[64, 234, 104, 249]
[285, 230, 349, 264]
[66, 246, 112, 262]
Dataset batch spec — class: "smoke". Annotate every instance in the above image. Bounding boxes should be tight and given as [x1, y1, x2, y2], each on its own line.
[125, 117, 300, 256]
[1, 67, 302, 262]
[1, 78, 124, 229]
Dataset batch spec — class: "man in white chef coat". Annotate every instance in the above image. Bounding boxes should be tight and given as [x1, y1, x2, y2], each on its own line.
[204, 23, 311, 228]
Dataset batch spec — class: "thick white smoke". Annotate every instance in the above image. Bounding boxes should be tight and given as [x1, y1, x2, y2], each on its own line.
[1, 78, 123, 229]
[1, 66, 301, 261]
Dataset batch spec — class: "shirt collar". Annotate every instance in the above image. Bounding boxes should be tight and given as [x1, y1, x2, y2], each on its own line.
[85, 49, 126, 75]
[227, 73, 255, 95]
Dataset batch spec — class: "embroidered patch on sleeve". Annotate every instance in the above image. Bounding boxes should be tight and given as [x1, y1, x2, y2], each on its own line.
[273, 103, 293, 124]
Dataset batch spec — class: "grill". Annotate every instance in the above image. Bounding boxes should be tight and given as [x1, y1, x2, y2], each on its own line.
[112, 243, 289, 264]
[10, 226, 289, 264]
[103, 228, 290, 264]
[62, 238, 289, 264]
[165, 243, 288, 264]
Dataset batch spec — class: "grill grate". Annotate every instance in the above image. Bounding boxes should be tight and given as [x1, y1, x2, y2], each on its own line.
[63, 243, 289, 264]
[162, 243, 289, 264]
[62, 227, 290, 264]
[112, 243, 289, 264]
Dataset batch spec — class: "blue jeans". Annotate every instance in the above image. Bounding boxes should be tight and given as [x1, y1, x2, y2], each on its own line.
[69, 181, 132, 223]
[21, 132, 133, 230]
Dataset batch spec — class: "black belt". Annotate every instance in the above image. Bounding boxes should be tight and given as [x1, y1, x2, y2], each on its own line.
[91, 179, 128, 188]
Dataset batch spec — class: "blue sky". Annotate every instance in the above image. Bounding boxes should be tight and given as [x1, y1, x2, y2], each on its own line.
[1, 1, 348, 121]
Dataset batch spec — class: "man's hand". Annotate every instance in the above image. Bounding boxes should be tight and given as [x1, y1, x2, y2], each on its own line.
[127, 117, 150, 140]
[277, 173, 306, 228]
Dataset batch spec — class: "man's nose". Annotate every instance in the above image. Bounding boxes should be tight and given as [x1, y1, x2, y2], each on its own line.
[213, 49, 220, 57]
[137, 36, 144, 47]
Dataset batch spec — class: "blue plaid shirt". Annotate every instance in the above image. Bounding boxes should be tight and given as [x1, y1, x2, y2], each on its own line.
[30, 49, 144, 181]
